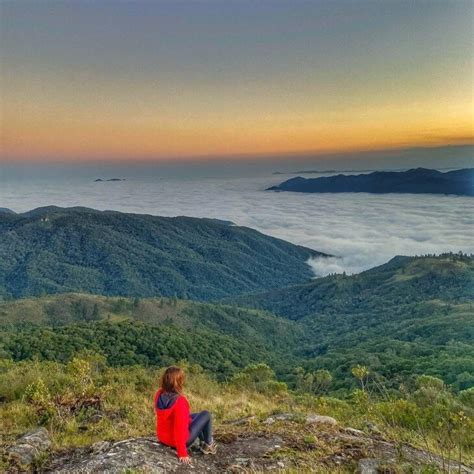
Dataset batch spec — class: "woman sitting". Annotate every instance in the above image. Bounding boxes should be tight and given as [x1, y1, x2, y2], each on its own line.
[154, 366, 217, 464]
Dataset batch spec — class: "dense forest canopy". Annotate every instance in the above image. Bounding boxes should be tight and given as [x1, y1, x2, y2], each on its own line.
[0, 295, 300, 379]
[1, 253, 472, 392]
[0, 206, 322, 300]
[227, 253, 474, 391]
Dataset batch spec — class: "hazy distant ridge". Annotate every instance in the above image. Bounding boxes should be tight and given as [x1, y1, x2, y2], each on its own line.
[268, 167, 474, 195]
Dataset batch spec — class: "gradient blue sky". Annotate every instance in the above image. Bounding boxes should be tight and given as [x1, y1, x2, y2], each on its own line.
[1, 0, 473, 161]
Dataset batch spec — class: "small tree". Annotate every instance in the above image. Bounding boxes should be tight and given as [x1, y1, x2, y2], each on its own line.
[231, 363, 287, 395]
[294, 367, 306, 392]
[313, 369, 333, 394]
[352, 365, 370, 392]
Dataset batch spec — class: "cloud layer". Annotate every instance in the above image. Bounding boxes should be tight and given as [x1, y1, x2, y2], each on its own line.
[2, 171, 473, 276]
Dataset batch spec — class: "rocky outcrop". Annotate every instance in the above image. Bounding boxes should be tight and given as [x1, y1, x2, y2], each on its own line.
[7, 428, 52, 468]
[305, 414, 337, 426]
[6, 419, 473, 473]
[324, 426, 473, 473]
[263, 412, 337, 426]
[46, 435, 284, 473]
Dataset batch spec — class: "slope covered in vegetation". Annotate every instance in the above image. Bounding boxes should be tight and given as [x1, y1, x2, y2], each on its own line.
[227, 254, 474, 391]
[0, 206, 323, 300]
[0, 253, 472, 470]
[229, 254, 473, 318]
[1, 254, 472, 393]
[0, 294, 302, 378]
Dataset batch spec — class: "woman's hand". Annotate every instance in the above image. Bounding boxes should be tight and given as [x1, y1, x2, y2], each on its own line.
[179, 456, 191, 465]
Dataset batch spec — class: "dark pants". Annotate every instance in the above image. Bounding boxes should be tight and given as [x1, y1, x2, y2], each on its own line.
[186, 410, 212, 447]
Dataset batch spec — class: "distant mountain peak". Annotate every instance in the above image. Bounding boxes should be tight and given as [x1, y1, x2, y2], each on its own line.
[0, 207, 16, 215]
[268, 168, 474, 195]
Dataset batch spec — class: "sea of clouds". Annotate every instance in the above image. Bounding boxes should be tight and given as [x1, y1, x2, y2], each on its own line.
[1, 168, 473, 276]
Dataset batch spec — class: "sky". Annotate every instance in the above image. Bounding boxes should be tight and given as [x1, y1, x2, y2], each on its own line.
[1, 0, 473, 163]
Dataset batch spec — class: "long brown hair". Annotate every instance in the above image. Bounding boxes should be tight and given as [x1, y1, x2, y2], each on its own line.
[160, 366, 185, 393]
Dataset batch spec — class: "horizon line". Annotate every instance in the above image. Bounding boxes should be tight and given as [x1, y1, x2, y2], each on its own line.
[2, 142, 473, 166]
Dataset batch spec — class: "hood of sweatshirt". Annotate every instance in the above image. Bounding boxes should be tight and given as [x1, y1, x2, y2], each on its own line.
[156, 391, 180, 412]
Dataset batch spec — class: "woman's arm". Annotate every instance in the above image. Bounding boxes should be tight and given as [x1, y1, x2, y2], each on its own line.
[174, 397, 190, 458]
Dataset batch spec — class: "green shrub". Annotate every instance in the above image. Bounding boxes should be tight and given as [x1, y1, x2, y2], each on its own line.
[231, 363, 288, 395]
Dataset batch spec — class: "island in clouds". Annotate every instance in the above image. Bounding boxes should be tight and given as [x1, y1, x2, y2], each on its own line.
[267, 168, 474, 196]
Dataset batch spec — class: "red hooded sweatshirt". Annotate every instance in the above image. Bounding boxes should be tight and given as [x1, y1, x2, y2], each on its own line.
[154, 389, 191, 458]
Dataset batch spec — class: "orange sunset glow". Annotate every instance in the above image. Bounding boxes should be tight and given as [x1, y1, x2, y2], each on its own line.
[1, 1, 473, 162]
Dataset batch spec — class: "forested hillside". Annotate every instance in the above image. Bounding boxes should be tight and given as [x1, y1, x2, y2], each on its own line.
[229, 254, 473, 318]
[1, 254, 472, 392]
[0, 208, 472, 391]
[0, 294, 302, 378]
[1, 251, 473, 470]
[0, 207, 323, 300]
[227, 254, 474, 391]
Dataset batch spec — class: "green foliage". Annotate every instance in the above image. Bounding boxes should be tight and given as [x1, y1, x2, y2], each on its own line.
[0, 357, 284, 450]
[0, 294, 302, 379]
[352, 365, 370, 389]
[0, 357, 472, 467]
[0, 320, 269, 376]
[0, 207, 320, 300]
[459, 388, 474, 408]
[294, 367, 333, 395]
[229, 254, 474, 391]
[231, 363, 288, 395]
[371, 377, 474, 461]
[0, 255, 472, 394]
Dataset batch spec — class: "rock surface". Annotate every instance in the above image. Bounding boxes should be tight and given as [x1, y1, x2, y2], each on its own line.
[7, 428, 52, 467]
[46, 435, 284, 473]
[305, 414, 337, 426]
[263, 412, 297, 424]
[7, 422, 474, 473]
[358, 458, 380, 474]
[324, 427, 474, 473]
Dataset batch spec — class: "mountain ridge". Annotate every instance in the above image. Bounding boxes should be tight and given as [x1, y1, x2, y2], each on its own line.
[0, 206, 325, 300]
[227, 253, 473, 317]
[1, 254, 472, 390]
[267, 167, 474, 195]
[225, 253, 474, 389]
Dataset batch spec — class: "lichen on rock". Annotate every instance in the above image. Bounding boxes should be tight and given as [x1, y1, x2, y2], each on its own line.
[7, 428, 52, 468]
